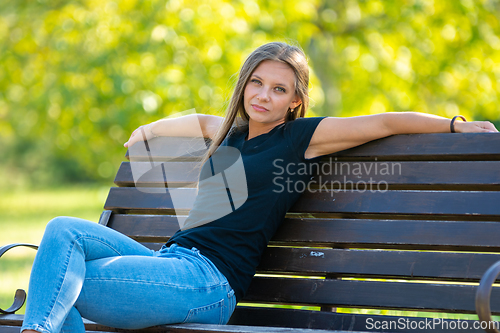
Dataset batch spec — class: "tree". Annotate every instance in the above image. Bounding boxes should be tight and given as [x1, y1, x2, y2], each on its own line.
[1, 0, 498, 186]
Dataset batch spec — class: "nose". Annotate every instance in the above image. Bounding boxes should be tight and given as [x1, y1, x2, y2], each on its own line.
[257, 88, 270, 102]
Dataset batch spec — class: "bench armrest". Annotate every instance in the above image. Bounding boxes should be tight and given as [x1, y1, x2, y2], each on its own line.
[0, 243, 38, 314]
[476, 260, 500, 333]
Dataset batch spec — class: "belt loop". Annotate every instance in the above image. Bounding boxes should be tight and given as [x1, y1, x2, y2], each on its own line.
[169, 243, 178, 253]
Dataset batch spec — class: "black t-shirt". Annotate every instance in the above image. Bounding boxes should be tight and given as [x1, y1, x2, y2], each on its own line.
[166, 116, 327, 302]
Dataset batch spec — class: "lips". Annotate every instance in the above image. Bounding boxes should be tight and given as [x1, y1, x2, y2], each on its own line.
[252, 104, 269, 112]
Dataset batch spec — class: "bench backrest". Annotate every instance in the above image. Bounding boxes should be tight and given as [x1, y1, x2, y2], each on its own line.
[102, 133, 500, 331]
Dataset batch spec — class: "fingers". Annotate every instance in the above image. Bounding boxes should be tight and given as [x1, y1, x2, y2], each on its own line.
[124, 126, 145, 147]
[124, 124, 156, 147]
[465, 121, 499, 133]
[482, 121, 499, 132]
[473, 121, 498, 133]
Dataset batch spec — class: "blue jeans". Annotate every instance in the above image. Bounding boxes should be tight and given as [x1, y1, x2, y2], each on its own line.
[21, 216, 236, 333]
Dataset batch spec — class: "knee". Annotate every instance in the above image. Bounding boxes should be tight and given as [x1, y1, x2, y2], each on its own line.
[44, 216, 88, 240]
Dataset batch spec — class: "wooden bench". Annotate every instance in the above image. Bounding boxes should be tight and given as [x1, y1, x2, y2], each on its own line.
[2, 132, 500, 333]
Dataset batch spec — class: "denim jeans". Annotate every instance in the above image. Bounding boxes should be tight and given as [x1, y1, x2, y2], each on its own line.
[21, 216, 236, 333]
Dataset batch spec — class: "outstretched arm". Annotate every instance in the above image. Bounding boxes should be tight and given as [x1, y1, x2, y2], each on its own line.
[124, 114, 223, 148]
[305, 112, 498, 159]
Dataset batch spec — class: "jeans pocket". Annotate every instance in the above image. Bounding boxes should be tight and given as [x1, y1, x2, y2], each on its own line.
[182, 299, 224, 325]
[222, 289, 236, 325]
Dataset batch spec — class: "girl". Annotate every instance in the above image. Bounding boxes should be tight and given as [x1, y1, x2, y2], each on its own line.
[21, 41, 498, 333]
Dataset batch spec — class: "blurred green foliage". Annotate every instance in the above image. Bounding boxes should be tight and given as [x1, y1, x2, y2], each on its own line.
[0, 185, 107, 313]
[1, 0, 499, 187]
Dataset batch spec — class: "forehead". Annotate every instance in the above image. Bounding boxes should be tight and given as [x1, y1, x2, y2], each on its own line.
[251, 60, 296, 86]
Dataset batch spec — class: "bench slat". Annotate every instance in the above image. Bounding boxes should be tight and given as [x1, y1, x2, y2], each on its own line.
[273, 219, 500, 249]
[104, 187, 500, 219]
[0, 314, 340, 333]
[311, 160, 500, 190]
[115, 161, 201, 187]
[258, 248, 500, 280]
[114, 161, 500, 190]
[107, 214, 179, 238]
[104, 187, 191, 214]
[127, 137, 209, 162]
[106, 214, 500, 251]
[0, 326, 22, 333]
[229, 307, 485, 332]
[125, 134, 500, 161]
[244, 277, 500, 314]
[291, 190, 500, 217]
[330, 133, 500, 160]
[0, 311, 486, 333]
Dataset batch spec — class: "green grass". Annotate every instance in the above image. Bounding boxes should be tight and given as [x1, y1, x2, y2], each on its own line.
[0, 185, 109, 314]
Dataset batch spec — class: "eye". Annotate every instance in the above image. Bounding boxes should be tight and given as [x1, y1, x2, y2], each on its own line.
[275, 86, 286, 93]
[250, 79, 261, 85]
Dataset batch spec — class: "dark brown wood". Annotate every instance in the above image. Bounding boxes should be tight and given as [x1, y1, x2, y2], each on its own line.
[314, 161, 500, 191]
[104, 187, 500, 220]
[106, 214, 180, 241]
[229, 307, 485, 332]
[99, 215, 500, 281]
[0, 314, 339, 333]
[115, 161, 500, 190]
[290, 190, 500, 218]
[126, 136, 210, 162]
[103, 187, 195, 214]
[243, 277, 500, 314]
[103, 214, 500, 251]
[272, 219, 500, 251]
[329, 133, 500, 161]
[126, 134, 500, 162]
[114, 161, 202, 188]
[258, 247, 500, 281]
[139, 242, 165, 251]
[0, 316, 23, 328]
[129, 325, 349, 333]
[0, 312, 486, 333]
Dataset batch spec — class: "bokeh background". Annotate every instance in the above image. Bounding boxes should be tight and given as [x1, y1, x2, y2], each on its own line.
[1, 0, 500, 188]
[1, 0, 500, 315]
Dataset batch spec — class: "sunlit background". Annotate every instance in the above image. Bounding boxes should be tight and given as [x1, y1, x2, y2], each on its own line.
[1, 0, 500, 315]
[1, 0, 499, 187]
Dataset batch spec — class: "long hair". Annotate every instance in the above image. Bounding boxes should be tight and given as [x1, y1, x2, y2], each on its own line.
[202, 41, 310, 163]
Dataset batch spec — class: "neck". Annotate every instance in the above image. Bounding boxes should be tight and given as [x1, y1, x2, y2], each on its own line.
[246, 118, 285, 141]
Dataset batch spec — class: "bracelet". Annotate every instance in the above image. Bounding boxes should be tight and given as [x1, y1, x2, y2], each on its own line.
[450, 115, 467, 133]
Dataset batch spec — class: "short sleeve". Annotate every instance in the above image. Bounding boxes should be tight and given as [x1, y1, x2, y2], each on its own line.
[284, 116, 327, 162]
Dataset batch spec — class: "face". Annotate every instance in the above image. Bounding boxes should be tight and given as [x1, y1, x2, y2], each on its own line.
[243, 60, 302, 127]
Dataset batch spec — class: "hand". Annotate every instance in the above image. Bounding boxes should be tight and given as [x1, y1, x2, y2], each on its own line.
[454, 120, 499, 133]
[123, 123, 157, 148]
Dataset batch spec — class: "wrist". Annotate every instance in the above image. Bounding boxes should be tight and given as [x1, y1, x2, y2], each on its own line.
[148, 122, 158, 138]
[450, 115, 467, 133]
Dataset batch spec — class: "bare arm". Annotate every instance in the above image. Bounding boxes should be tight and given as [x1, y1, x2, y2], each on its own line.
[305, 112, 498, 159]
[124, 114, 223, 147]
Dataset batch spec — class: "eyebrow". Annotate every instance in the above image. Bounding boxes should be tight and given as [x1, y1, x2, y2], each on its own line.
[251, 74, 289, 89]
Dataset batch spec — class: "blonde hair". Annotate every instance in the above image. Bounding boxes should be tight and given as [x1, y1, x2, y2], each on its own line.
[202, 41, 309, 163]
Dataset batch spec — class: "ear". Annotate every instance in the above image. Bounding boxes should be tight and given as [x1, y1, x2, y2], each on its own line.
[290, 95, 302, 109]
